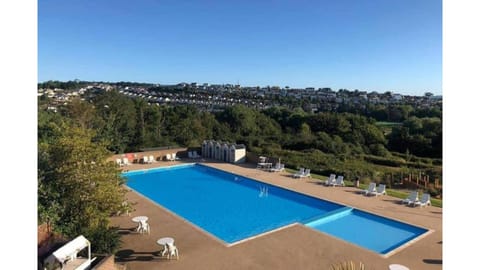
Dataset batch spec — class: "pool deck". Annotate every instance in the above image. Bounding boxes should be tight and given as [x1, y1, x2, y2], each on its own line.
[110, 160, 442, 270]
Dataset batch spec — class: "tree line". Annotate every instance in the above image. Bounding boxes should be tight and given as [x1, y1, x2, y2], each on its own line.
[41, 90, 441, 158]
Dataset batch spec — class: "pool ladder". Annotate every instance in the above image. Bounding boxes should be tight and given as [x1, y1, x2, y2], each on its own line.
[259, 185, 268, 198]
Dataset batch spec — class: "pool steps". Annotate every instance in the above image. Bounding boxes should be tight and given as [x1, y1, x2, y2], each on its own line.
[304, 207, 353, 227]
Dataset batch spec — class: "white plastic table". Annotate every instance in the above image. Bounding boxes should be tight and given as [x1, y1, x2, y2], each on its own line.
[389, 264, 410, 270]
[157, 237, 175, 256]
[132, 216, 148, 232]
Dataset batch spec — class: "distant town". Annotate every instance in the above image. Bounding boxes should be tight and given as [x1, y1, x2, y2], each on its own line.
[38, 81, 442, 113]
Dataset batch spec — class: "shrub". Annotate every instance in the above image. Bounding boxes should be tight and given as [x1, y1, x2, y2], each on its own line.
[330, 261, 365, 270]
[426, 186, 442, 198]
[84, 226, 122, 254]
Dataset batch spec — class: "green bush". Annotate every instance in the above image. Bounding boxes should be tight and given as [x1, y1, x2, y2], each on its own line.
[84, 226, 122, 254]
[330, 261, 365, 270]
[426, 186, 442, 198]
[363, 155, 406, 167]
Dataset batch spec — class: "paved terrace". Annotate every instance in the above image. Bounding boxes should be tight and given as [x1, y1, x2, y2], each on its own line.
[110, 159, 442, 270]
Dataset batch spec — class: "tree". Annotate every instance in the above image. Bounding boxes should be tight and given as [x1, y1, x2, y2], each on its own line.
[93, 91, 137, 153]
[64, 98, 98, 130]
[38, 123, 128, 253]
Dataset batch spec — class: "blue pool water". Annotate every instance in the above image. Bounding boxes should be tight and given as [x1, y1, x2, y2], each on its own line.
[123, 164, 427, 253]
[305, 208, 427, 254]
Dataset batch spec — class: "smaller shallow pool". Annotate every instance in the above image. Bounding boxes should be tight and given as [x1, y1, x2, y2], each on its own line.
[306, 207, 428, 254]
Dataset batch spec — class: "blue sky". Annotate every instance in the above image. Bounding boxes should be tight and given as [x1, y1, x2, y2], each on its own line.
[38, 0, 442, 95]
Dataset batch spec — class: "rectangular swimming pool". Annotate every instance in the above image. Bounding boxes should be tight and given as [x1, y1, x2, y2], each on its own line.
[123, 164, 428, 254]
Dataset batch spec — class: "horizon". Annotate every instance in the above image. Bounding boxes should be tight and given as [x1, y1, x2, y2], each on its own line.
[38, 0, 442, 96]
[37, 79, 442, 96]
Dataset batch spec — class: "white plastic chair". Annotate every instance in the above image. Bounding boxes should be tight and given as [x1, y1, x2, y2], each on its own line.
[116, 158, 123, 166]
[139, 220, 150, 234]
[122, 157, 130, 166]
[165, 154, 172, 161]
[143, 156, 149, 164]
[149, 155, 155, 163]
[166, 242, 179, 260]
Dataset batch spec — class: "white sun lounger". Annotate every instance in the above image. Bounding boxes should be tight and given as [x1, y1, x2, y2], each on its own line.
[372, 184, 386, 196]
[269, 163, 284, 172]
[324, 174, 336, 186]
[332, 175, 345, 187]
[115, 158, 123, 166]
[401, 191, 419, 205]
[364, 183, 376, 196]
[293, 168, 305, 178]
[294, 168, 310, 178]
[414, 193, 431, 207]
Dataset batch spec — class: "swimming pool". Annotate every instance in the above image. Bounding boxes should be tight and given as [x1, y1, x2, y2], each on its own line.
[123, 164, 428, 254]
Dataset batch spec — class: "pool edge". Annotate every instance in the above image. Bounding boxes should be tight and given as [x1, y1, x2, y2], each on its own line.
[122, 163, 434, 256]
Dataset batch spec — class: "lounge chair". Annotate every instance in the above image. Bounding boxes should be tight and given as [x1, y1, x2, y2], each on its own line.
[172, 153, 178, 161]
[115, 158, 123, 166]
[372, 184, 386, 196]
[332, 175, 345, 187]
[143, 156, 150, 164]
[414, 193, 431, 207]
[324, 174, 336, 186]
[165, 154, 172, 161]
[269, 163, 285, 172]
[149, 155, 156, 163]
[122, 157, 130, 166]
[294, 168, 310, 178]
[401, 191, 419, 205]
[293, 168, 305, 178]
[364, 183, 376, 196]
